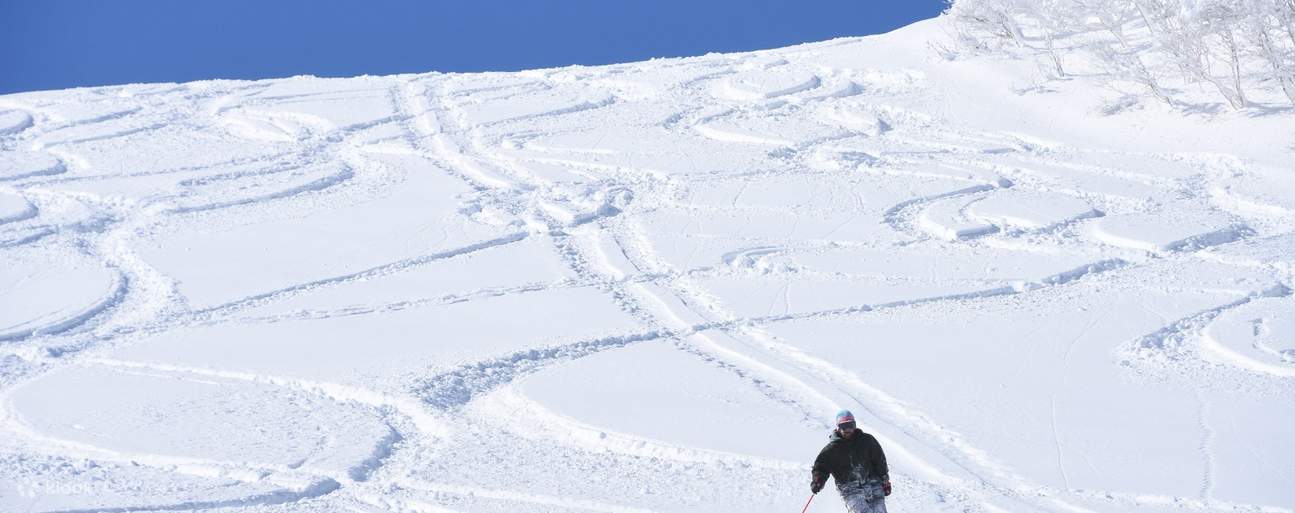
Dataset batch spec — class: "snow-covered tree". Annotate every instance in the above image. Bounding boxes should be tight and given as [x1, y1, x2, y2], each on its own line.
[946, 0, 1295, 108]
[1248, 0, 1295, 103]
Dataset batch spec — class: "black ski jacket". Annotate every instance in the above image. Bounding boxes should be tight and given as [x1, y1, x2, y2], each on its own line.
[812, 429, 889, 485]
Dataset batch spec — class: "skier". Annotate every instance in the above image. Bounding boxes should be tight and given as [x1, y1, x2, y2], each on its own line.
[810, 410, 891, 513]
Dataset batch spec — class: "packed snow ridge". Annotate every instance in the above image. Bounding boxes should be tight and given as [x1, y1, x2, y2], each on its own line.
[2, 13, 1294, 513]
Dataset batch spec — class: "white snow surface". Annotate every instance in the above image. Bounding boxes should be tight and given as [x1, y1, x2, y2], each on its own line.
[2, 16, 1294, 513]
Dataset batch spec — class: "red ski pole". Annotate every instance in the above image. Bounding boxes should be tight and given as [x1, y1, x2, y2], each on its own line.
[800, 493, 816, 513]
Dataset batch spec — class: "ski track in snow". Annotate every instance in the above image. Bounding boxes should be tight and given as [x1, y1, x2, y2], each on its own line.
[2, 16, 1293, 513]
[1195, 390, 1217, 504]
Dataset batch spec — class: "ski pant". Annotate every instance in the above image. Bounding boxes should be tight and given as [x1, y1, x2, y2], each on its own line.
[837, 479, 887, 513]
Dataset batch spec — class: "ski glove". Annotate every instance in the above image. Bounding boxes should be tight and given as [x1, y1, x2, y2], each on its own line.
[810, 472, 826, 494]
[882, 480, 892, 496]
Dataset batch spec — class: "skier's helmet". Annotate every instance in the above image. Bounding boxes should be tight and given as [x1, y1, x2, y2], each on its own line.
[835, 409, 856, 430]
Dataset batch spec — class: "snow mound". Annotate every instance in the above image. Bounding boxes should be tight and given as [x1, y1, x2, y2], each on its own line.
[1202, 295, 1295, 376]
[0, 452, 294, 513]
[497, 341, 819, 464]
[167, 161, 355, 213]
[7, 364, 395, 480]
[711, 70, 822, 101]
[0, 192, 37, 225]
[696, 111, 846, 147]
[1089, 212, 1247, 252]
[0, 110, 33, 136]
[0, 249, 124, 341]
[918, 194, 1000, 240]
[220, 108, 331, 142]
[966, 190, 1102, 231]
[0, 151, 65, 181]
[1216, 161, 1295, 215]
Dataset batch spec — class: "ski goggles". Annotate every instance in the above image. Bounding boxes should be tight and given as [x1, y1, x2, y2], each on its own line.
[837, 421, 857, 431]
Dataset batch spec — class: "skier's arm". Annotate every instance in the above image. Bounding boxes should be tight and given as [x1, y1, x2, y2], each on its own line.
[810, 446, 833, 493]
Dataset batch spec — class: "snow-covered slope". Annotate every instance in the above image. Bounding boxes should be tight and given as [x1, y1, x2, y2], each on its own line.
[2, 16, 1293, 513]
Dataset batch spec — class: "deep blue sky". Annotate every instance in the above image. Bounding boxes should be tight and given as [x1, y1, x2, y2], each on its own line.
[1, 1, 947, 95]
